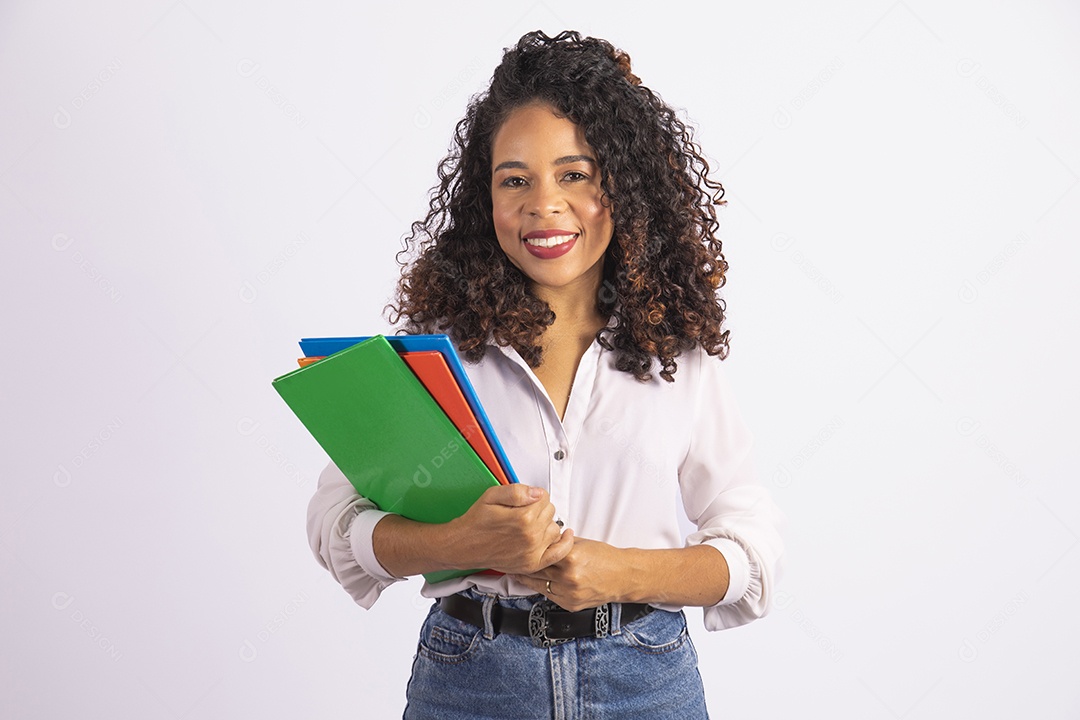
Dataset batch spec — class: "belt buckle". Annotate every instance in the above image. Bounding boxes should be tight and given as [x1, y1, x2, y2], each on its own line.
[528, 599, 570, 648]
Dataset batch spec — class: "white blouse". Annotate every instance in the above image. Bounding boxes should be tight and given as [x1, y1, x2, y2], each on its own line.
[306, 337, 785, 631]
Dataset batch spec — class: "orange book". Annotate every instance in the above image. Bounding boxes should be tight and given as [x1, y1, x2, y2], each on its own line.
[400, 351, 510, 485]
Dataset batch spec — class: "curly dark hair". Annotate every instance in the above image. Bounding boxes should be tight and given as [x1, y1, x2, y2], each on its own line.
[387, 30, 729, 382]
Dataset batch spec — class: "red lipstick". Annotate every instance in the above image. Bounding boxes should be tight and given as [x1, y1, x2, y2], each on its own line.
[522, 230, 578, 259]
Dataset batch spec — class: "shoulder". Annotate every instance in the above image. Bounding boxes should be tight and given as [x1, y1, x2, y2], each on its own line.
[670, 345, 742, 423]
[655, 343, 727, 390]
[686, 345, 731, 386]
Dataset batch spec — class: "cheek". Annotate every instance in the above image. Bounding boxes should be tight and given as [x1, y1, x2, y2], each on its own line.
[491, 202, 516, 243]
[574, 187, 613, 232]
[490, 201, 522, 263]
[583, 198, 614, 238]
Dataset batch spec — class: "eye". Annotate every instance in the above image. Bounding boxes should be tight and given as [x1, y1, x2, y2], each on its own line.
[563, 171, 588, 182]
[499, 176, 528, 188]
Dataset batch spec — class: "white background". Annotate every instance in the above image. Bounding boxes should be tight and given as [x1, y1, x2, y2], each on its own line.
[2, 1, 1078, 717]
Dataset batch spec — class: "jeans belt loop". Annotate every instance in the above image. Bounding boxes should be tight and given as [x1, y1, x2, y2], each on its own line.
[609, 600, 623, 636]
[481, 594, 497, 640]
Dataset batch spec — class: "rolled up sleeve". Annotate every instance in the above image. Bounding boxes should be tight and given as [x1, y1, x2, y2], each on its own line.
[306, 461, 405, 608]
[679, 352, 786, 631]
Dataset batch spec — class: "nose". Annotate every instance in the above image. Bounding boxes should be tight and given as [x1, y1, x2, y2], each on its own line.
[527, 177, 565, 217]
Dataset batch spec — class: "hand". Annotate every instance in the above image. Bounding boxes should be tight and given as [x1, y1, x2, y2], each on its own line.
[443, 484, 574, 575]
[513, 537, 632, 612]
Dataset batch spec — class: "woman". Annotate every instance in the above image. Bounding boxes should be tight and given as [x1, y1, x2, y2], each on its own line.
[307, 30, 784, 718]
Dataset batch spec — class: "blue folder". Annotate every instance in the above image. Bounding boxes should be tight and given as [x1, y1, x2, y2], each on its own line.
[298, 334, 520, 485]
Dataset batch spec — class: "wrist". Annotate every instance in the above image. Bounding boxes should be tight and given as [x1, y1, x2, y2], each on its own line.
[429, 516, 467, 572]
[624, 545, 729, 607]
[373, 514, 458, 577]
[619, 548, 653, 604]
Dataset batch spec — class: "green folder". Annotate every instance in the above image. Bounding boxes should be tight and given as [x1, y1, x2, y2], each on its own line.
[272, 335, 499, 583]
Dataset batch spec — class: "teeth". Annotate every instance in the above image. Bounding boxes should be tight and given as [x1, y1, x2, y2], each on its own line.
[524, 234, 576, 248]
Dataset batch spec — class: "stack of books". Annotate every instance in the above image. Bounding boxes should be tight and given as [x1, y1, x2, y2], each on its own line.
[272, 334, 519, 583]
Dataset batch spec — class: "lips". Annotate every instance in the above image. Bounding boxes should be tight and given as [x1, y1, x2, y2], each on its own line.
[522, 230, 578, 259]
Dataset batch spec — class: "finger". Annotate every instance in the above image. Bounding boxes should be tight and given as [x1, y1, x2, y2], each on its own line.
[540, 517, 563, 547]
[510, 574, 549, 596]
[482, 483, 545, 508]
[537, 528, 575, 568]
[537, 500, 556, 525]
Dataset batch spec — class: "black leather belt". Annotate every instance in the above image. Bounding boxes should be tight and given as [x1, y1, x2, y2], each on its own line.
[440, 593, 654, 648]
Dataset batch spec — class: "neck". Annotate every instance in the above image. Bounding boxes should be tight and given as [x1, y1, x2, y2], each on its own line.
[537, 301, 607, 349]
[533, 281, 604, 334]
[533, 256, 610, 327]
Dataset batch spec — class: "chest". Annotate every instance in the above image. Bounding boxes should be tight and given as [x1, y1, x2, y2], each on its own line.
[530, 341, 585, 421]
[470, 347, 695, 487]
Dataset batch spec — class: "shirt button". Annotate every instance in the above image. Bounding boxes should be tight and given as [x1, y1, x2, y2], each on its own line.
[553, 450, 566, 461]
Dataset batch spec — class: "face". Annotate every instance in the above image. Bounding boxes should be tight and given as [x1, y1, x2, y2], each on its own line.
[490, 102, 614, 302]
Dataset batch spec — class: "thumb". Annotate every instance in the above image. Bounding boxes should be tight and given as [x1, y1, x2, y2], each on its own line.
[482, 483, 545, 507]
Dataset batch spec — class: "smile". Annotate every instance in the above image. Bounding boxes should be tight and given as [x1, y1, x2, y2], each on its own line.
[523, 233, 577, 248]
[522, 233, 578, 259]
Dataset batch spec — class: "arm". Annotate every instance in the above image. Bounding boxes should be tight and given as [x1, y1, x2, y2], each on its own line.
[306, 461, 398, 609]
[513, 539, 731, 612]
[677, 354, 786, 631]
[373, 483, 574, 578]
[513, 464, 783, 622]
[308, 461, 574, 607]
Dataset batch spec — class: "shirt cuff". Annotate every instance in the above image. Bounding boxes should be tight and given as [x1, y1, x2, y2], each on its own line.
[348, 509, 403, 584]
[703, 537, 751, 606]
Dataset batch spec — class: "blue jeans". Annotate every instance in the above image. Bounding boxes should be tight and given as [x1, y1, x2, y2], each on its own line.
[403, 588, 709, 719]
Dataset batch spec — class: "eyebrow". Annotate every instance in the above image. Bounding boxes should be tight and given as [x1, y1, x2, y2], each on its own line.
[492, 155, 597, 172]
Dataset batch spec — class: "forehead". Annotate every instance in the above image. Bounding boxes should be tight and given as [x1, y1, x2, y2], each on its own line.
[491, 103, 593, 163]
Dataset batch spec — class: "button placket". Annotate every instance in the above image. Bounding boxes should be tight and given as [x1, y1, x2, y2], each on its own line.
[548, 426, 571, 524]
